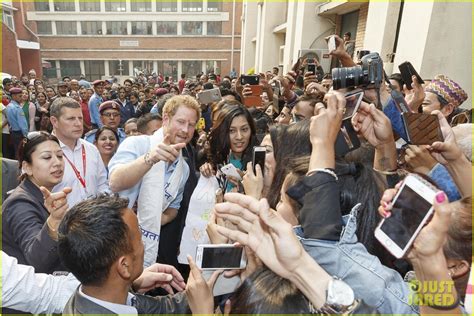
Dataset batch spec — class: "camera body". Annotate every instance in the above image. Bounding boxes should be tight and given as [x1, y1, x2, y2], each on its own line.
[332, 52, 384, 90]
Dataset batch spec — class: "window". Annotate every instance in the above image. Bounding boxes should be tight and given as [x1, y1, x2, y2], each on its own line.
[182, 61, 202, 78]
[156, 22, 177, 35]
[157, 61, 178, 80]
[3, 9, 14, 31]
[105, 1, 127, 12]
[106, 22, 128, 35]
[80, 2, 100, 11]
[133, 61, 154, 75]
[54, 0, 75, 11]
[84, 60, 105, 82]
[37, 21, 52, 35]
[131, 1, 151, 12]
[132, 22, 152, 35]
[207, 21, 222, 35]
[110, 60, 130, 76]
[81, 22, 102, 35]
[56, 21, 77, 35]
[60, 61, 82, 78]
[156, 1, 177, 12]
[43, 60, 58, 79]
[34, 0, 50, 11]
[205, 61, 221, 74]
[182, 22, 202, 35]
[182, 1, 203, 12]
[207, 1, 222, 12]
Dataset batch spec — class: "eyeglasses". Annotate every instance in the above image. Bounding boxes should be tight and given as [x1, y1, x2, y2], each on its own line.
[450, 110, 471, 127]
[101, 112, 120, 118]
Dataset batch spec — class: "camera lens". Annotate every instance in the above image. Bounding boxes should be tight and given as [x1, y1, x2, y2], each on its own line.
[332, 66, 363, 90]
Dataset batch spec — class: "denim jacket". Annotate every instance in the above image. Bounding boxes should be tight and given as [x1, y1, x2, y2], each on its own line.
[294, 204, 419, 315]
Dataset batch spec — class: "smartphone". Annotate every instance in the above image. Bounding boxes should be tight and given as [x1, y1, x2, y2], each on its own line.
[195, 244, 247, 270]
[241, 75, 259, 86]
[343, 90, 364, 120]
[402, 113, 444, 145]
[220, 163, 242, 180]
[398, 61, 425, 90]
[197, 88, 222, 104]
[307, 63, 316, 74]
[335, 119, 361, 157]
[327, 35, 336, 52]
[374, 174, 437, 259]
[252, 146, 266, 175]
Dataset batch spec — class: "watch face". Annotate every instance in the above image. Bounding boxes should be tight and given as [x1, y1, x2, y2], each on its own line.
[327, 279, 355, 306]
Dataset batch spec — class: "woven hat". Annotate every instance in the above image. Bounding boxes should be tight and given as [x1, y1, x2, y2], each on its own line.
[425, 74, 468, 107]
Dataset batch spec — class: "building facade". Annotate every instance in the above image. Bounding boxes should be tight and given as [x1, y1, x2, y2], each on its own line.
[24, 0, 242, 82]
[241, 1, 471, 106]
[2, 0, 42, 77]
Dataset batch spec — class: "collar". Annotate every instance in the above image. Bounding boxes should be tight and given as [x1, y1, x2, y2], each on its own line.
[9, 100, 21, 107]
[79, 286, 137, 315]
[22, 178, 45, 203]
[58, 137, 83, 152]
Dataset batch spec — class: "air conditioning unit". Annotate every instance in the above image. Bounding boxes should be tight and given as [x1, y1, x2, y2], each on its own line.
[298, 49, 332, 74]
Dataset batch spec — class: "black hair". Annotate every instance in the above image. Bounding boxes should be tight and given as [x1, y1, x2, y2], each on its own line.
[94, 126, 119, 145]
[344, 31, 351, 37]
[208, 102, 257, 170]
[17, 131, 60, 181]
[388, 73, 404, 89]
[230, 267, 310, 314]
[203, 82, 214, 90]
[221, 80, 232, 90]
[58, 194, 132, 286]
[137, 113, 162, 134]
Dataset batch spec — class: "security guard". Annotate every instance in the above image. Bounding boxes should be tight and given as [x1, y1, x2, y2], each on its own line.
[5, 87, 28, 158]
[84, 101, 126, 144]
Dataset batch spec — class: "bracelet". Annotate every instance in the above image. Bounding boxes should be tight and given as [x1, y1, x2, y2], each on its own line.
[46, 218, 58, 241]
[425, 294, 460, 310]
[306, 168, 338, 180]
[373, 167, 399, 175]
[143, 152, 155, 166]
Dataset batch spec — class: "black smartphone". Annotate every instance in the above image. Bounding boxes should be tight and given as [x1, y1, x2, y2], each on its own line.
[398, 61, 424, 90]
[335, 119, 361, 157]
[252, 146, 266, 175]
[241, 75, 259, 86]
[307, 63, 316, 74]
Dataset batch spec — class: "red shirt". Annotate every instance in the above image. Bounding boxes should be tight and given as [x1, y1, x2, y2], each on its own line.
[80, 99, 91, 127]
[178, 79, 186, 93]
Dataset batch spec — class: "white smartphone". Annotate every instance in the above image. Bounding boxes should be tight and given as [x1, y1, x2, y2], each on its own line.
[195, 244, 247, 270]
[197, 88, 222, 104]
[252, 146, 266, 176]
[374, 174, 437, 259]
[220, 163, 242, 180]
[343, 90, 364, 120]
[328, 35, 336, 52]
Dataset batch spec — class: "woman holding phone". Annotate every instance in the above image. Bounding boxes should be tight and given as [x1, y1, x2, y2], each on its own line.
[199, 101, 257, 192]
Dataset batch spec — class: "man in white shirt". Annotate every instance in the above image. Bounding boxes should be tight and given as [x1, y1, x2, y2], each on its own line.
[50, 97, 109, 206]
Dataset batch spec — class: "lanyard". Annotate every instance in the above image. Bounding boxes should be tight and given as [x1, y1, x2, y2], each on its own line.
[64, 144, 87, 188]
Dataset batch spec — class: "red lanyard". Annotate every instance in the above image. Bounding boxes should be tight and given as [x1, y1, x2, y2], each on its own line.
[64, 144, 87, 188]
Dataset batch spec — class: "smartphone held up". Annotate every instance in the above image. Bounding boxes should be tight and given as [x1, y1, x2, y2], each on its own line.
[195, 244, 247, 270]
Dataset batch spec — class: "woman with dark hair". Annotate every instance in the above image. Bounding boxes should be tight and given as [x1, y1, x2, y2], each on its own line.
[34, 91, 50, 131]
[200, 101, 257, 192]
[93, 126, 119, 177]
[45, 86, 56, 102]
[2, 131, 71, 273]
[21, 88, 36, 132]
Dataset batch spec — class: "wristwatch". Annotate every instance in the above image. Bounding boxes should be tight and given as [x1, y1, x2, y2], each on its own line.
[315, 277, 358, 315]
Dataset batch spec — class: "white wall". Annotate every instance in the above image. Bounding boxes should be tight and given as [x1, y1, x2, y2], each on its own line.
[240, 1, 257, 73]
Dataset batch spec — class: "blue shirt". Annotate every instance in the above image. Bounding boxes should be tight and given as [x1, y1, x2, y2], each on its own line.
[428, 163, 461, 202]
[88, 93, 103, 127]
[84, 128, 127, 144]
[108, 134, 189, 209]
[6, 100, 28, 136]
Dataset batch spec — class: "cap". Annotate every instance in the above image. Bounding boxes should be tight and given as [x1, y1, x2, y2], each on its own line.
[155, 88, 168, 96]
[99, 101, 120, 114]
[92, 80, 105, 86]
[58, 81, 68, 87]
[9, 87, 22, 94]
[425, 74, 468, 108]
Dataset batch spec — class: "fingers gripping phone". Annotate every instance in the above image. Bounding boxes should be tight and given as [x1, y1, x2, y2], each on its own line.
[342, 90, 364, 120]
[220, 163, 242, 180]
[196, 244, 247, 270]
[374, 174, 437, 259]
[398, 61, 425, 90]
[252, 146, 266, 176]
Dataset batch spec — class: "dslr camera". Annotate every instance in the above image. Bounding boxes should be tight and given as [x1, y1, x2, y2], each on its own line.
[332, 52, 384, 90]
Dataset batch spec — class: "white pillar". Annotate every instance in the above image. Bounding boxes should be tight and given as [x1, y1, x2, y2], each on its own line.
[77, 21, 82, 35]
[201, 61, 206, 74]
[74, 0, 79, 12]
[152, 21, 157, 35]
[80, 60, 85, 76]
[55, 61, 61, 79]
[125, 0, 131, 12]
[102, 21, 107, 35]
[178, 61, 183, 77]
[99, 0, 105, 12]
[52, 21, 57, 35]
[104, 60, 110, 77]
[203, 21, 207, 35]
[153, 61, 158, 74]
[177, 21, 182, 35]
[127, 22, 132, 35]
[129, 63, 134, 77]
[48, 0, 53, 12]
[177, 0, 182, 12]
[151, 0, 156, 11]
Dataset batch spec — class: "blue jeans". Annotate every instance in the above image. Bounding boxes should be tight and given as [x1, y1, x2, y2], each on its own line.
[295, 204, 419, 314]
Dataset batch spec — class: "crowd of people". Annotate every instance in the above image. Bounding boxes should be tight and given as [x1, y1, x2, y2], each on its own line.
[1, 34, 472, 315]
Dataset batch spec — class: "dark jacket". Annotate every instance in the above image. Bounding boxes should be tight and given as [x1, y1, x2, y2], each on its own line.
[63, 288, 189, 315]
[2, 178, 64, 273]
[115, 98, 135, 126]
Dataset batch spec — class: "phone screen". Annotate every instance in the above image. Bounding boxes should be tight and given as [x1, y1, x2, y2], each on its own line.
[201, 247, 243, 269]
[343, 91, 364, 120]
[252, 147, 266, 175]
[379, 186, 432, 249]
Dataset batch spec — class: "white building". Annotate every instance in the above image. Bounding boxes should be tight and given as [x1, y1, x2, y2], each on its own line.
[241, 1, 471, 106]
